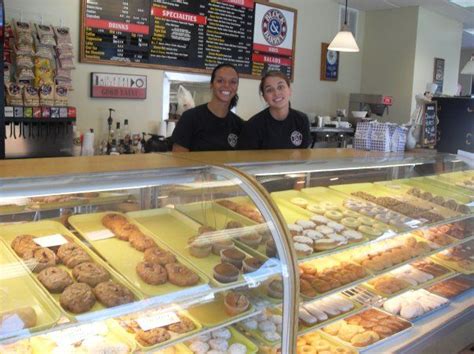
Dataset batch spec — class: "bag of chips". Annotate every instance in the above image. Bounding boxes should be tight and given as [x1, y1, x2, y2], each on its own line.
[35, 23, 56, 46]
[39, 84, 54, 106]
[54, 85, 68, 106]
[13, 20, 33, 45]
[6, 83, 24, 106]
[53, 26, 73, 48]
[34, 57, 54, 87]
[23, 84, 40, 106]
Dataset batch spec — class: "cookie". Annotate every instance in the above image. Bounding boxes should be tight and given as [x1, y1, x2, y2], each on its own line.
[93, 281, 135, 307]
[11, 235, 39, 258]
[167, 315, 195, 333]
[60, 283, 96, 314]
[101, 213, 128, 231]
[37, 266, 73, 293]
[135, 328, 170, 346]
[165, 263, 199, 287]
[72, 262, 110, 287]
[114, 223, 140, 241]
[57, 243, 91, 268]
[136, 261, 168, 285]
[30, 248, 57, 273]
[144, 247, 176, 265]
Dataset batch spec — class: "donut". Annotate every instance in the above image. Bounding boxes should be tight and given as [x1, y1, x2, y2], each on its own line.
[373, 223, 389, 233]
[320, 201, 339, 210]
[310, 215, 330, 225]
[324, 210, 343, 221]
[297, 345, 316, 354]
[341, 217, 360, 229]
[327, 221, 345, 232]
[313, 339, 331, 352]
[343, 209, 360, 218]
[307, 203, 325, 214]
[291, 197, 309, 208]
[296, 220, 316, 230]
[358, 216, 375, 226]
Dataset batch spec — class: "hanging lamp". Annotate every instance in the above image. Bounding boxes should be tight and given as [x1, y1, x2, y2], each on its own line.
[328, 0, 359, 52]
[460, 55, 474, 75]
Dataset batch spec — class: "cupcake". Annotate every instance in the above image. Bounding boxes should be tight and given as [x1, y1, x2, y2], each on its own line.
[188, 236, 212, 258]
[267, 279, 284, 299]
[239, 232, 262, 247]
[266, 239, 277, 258]
[224, 292, 250, 316]
[220, 248, 246, 269]
[226, 221, 243, 229]
[242, 257, 263, 273]
[212, 239, 234, 256]
[213, 263, 239, 283]
[198, 225, 216, 235]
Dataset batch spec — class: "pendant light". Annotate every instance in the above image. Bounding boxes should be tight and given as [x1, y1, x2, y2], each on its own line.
[328, 0, 359, 52]
[460, 55, 474, 75]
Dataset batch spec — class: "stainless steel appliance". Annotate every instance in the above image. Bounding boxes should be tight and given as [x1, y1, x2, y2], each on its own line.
[348, 93, 393, 123]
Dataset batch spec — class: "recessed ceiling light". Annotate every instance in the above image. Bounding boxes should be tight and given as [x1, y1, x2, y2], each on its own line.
[449, 0, 474, 7]
[465, 28, 474, 35]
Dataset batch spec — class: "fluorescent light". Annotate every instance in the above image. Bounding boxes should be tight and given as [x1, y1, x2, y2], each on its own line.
[449, 0, 474, 8]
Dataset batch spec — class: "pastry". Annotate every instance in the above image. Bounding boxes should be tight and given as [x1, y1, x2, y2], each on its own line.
[213, 262, 239, 283]
[188, 237, 212, 258]
[303, 230, 324, 241]
[60, 283, 96, 314]
[327, 221, 345, 232]
[224, 292, 249, 316]
[358, 225, 382, 237]
[225, 221, 243, 229]
[136, 261, 168, 285]
[11, 234, 39, 258]
[37, 266, 73, 293]
[57, 243, 91, 268]
[320, 201, 339, 210]
[144, 247, 177, 265]
[310, 215, 330, 225]
[212, 239, 234, 256]
[288, 224, 304, 235]
[323, 321, 342, 335]
[114, 223, 140, 241]
[198, 225, 216, 234]
[136, 328, 170, 346]
[324, 210, 343, 221]
[220, 247, 246, 268]
[296, 220, 316, 230]
[29, 247, 57, 273]
[307, 203, 325, 214]
[291, 197, 309, 208]
[0, 307, 37, 330]
[239, 232, 262, 247]
[338, 324, 363, 342]
[165, 262, 200, 286]
[313, 239, 338, 251]
[342, 229, 363, 242]
[299, 308, 317, 326]
[209, 338, 229, 351]
[350, 331, 379, 347]
[102, 213, 128, 229]
[316, 225, 334, 235]
[72, 262, 110, 287]
[228, 343, 247, 354]
[167, 314, 195, 333]
[295, 242, 313, 257]
[129, 233, 157, 252]
[267, 278, 284, 298]
[341, 217, 360, 229]
[93, 281, 135, 307]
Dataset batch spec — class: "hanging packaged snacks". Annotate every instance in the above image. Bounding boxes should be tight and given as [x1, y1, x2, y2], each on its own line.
[53, 26, 73, 48]
[34, 37, 55, 60]
[4, 63, 11, 84]
[39, 84, 55, 106]
[55, 68, 72, 81]
[16, 66, 35, 81]
[6, 83, 24, 106]
[54, 85, 68, 106]
[56, 47, 74, 59]
[34, 57, 54, 87]
[13, 20, 33, 45]
[15, 54, 34, 68]
[55, 78, 73, 90]
[35, 23, 56, 46]
[58, 56, 75, 69]
[23, 84, 40, 106]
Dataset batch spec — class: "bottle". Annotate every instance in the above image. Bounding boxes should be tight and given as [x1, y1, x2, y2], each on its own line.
[123, 119, 131, 153]
[116, 122, 123, 154]
[141, 132, 146, 153]
[106, 108, 115, 154]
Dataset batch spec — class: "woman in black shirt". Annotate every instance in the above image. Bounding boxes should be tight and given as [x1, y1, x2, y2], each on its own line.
[239, 71, 310, 150]
[172, 63, 244, 152]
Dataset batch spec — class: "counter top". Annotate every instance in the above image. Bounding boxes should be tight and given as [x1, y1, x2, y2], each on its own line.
[310, 127, 355, 133]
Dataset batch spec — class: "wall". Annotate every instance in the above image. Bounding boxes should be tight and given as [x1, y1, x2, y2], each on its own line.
[360, 7, 419, 124]
[412, 7, 463, 106]
[459, 49, 473, 96]
[5, 0, 365, 140]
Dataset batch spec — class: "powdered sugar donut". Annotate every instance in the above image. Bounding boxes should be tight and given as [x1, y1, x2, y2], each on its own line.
[209, 338, 229, 351]
[211, 328, 232, 340]
[189, 341, 210, 354]
[310, 215, 330, 225]
[258, 320, 276, 332]
[296, 220, 316, 229]
[304, 230, 324, 241]
[228, 343, 248, 354]
[293, 236, 313, 246]
[263, 330, 281, 341]
[316, 225, 334, 235]
[327, 221, 345, 232]
[243, 319, 258, 330]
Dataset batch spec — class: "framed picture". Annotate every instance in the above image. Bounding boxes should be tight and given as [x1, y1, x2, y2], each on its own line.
[90, 72, 147, 99]
[320, 43, 339, 81]
[433, 58, 444, 95]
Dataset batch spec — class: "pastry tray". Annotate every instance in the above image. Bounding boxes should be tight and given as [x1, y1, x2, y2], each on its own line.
[323, 307, 413, 352]
[235, 308, 282, 346]
[186, 327, 258, 354]
[109, 310, 201, 352]
[360, 276, 413, 299]
[426, 274, 474, 299]
[187, 293, 254, 328]
[426, 171, 474, 198]
[430, 240, 474, 275]
[68, 212, 209, 297]
[297, 330, 358, 354]
[0, 220, 142, 321]
[0, 241, 61, 340]
[127, 208, 271, 288]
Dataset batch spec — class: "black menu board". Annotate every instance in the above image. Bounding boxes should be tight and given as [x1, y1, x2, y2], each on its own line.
[80, 0, 296, 80]
[421, 102, 437, 147]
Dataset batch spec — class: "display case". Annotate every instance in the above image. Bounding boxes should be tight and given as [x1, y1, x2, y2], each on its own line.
[0, 150, 473, 354]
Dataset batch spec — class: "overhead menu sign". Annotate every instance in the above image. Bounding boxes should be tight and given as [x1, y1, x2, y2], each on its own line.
[80, 0, 297, 80]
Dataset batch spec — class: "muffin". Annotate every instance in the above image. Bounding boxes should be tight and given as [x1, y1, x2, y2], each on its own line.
[213, 263, 239, 283]
[239, 232, 262, 247]
[267, 278, 284, 299]
[242, 257, 263, 273]
[187, 236, 212, 258]
[220, 248, 246, 269]
[212, 239, 234, 256]
[224, 292, 250, 316]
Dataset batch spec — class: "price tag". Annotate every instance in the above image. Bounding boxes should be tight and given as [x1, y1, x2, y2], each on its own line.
[34, 234, 68, 248]
[466, 201, 474, 207]
[86, 229, 115, 241]
[136, 312, 180, 331]
[378, 230, 397, 241]
[48, 322, 107, 346]
[405, 220, 422, 228]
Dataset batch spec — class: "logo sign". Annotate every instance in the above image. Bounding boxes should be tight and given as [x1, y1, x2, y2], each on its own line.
[290, 131, 302, 146]
[228, 133, 238, 148]
[91, 72, 147, 99]
[262, 9, 287, 46]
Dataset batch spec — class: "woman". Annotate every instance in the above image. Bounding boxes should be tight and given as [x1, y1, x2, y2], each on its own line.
[238, 71, 310, 150]
[172, 63, 244, 152]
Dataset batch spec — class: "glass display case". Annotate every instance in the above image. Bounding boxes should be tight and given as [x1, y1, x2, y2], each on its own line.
[0, 154, 298, 354]
[0, 150, 473, 354]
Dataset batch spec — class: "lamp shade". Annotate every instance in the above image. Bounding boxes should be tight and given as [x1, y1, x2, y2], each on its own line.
[460, 55, 474, 75]
[328, 28, 359, 52]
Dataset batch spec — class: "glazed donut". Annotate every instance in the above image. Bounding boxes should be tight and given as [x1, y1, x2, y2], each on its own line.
[291, 197, 309, 208]
[324, 210, 343, 221]
[297, 345, 316, 354]
[296, 338, 307, 347]
[341, 217, 360, 229]
[358, 216, 375, 226]
[320, 201, 339, 211]
[343, 209, 360, 218]
[358, 225, 382, 237]
[307, 203, 325, 214]
[373, 223, 389, 233]
[313, 339, 331, 352]
[359, 208, 377, 216]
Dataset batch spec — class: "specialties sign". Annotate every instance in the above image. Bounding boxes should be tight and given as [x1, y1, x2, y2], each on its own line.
[90, 72, 147, 99]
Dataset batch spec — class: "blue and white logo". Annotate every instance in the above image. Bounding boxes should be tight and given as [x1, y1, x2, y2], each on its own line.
[262, 9, 287, 46]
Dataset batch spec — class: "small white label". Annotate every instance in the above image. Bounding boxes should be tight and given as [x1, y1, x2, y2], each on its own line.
[466, 201, 474, 207]
[405, 220, 422, 228]
[86, 229, 115, 241]
[48, 322, 107, 346]
[34, 234, 68, 248]
[136, 312, 180, 331]
[378, 230, 397, 240]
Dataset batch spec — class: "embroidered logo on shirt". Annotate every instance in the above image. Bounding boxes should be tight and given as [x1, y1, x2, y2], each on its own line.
[290, 131, 302, 146]
[228, 133, 238, 148]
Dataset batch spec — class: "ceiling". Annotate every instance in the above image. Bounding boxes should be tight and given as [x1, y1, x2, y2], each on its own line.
[337, 0, 474, 48]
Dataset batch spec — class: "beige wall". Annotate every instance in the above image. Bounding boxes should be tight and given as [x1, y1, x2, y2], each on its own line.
[6, 0, 365, 141]
[459, 49, 473, 96]
[360, 7, 419, 124]
[412, 6, 463, 106]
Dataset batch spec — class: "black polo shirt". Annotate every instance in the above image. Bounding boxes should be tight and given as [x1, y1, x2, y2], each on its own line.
[172, 104, 244, 151]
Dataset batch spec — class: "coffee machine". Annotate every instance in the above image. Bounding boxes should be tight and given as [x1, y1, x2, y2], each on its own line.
[348, 94, 393, 124]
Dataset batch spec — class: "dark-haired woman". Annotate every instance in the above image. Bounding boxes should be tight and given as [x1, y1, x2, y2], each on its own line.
[172, 63, 244, 152]
[238, 71, 310, 150]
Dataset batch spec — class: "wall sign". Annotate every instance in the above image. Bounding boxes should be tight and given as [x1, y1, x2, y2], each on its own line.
[80, 0, 297, 80]
[433, 58, 444, 95]
[421, 102, 437, 148]
[320, 42, 339, 81]
[90, 73, 147, 99]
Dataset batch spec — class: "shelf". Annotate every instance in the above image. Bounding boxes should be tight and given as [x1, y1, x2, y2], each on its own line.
[4, 118, 76, 123]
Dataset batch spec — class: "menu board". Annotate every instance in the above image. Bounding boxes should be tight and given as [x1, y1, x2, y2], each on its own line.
[80, 0, 296, 80]
[421, 102, 437, 147]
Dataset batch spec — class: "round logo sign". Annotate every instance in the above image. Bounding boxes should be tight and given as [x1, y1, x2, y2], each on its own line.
[290, 131, 303, 146]
[262, 9, 287, 46]
[228, 133, 238, 148]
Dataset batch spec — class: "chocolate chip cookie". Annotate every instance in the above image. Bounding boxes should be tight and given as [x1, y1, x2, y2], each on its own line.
[136, 261, 167, 285]
[144, 247, 176, 265]
[57, 243, 91, 268]
[135, 328, 170, 346]
[60, 283, 96, 314]
[72, 262, 110, 287]
[165, 263, 199, 287]
[37, 266, 73, 293]
[93, 281, 135, 307]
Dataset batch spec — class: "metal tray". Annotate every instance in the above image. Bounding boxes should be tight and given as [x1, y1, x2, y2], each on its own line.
[68, 212, 209, 297]
[186, 327, 258, 354]
[0, 220, 142, 321]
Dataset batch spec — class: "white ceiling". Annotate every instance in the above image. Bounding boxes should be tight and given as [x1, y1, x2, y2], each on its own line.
[336, 0, 474, 48]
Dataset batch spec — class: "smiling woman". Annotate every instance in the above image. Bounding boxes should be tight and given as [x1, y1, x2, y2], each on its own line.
[171, 63, 244, 152]
[238, 71, 311, 150]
